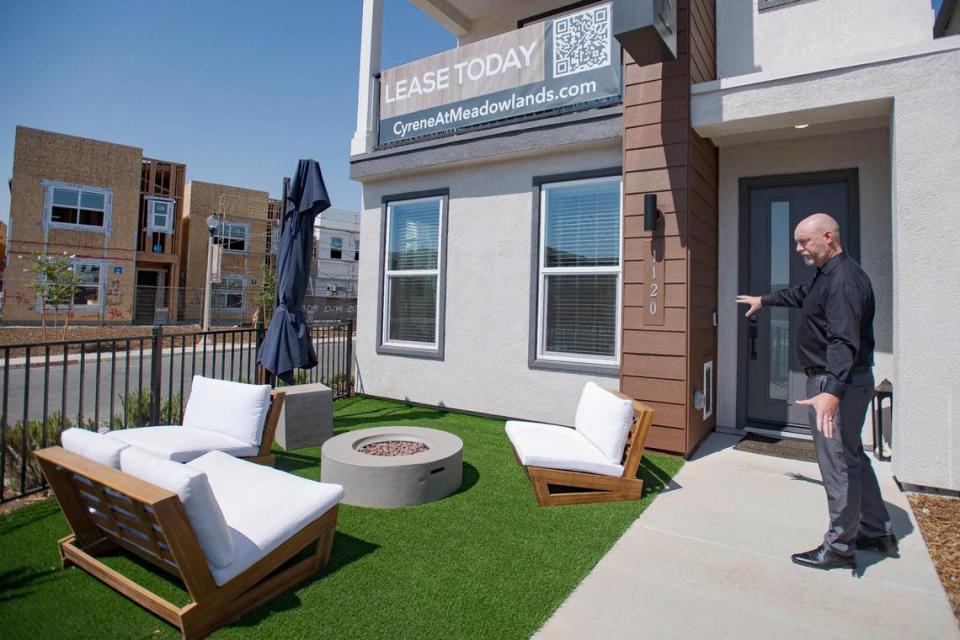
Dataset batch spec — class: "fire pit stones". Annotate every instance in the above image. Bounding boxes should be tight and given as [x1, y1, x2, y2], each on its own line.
[320, 426, 463, 508]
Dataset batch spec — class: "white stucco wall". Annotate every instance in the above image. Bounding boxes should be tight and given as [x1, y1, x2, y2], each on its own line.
[697, 46, 960, 490]
[355, 141, 622, 425]
[717, 0, 934, 80]
[887, 59, 960, 491]
[716, 127, 893, 433]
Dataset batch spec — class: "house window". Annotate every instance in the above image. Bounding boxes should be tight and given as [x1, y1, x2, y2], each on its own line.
[146, 197, 175, 233]
[331, 236, 343, 260]
[212, 275, 244, 310]
[536, 176, 622, 365]
[44, 261, 103, 311]
[382, 195, 445, 351]
[215, 222, 248, 252]
[45, 183, 111, 230]
[354, 237, 360, 261]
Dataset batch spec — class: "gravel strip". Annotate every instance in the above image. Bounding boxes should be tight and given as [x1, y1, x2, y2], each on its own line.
[357, 440, 429, 456]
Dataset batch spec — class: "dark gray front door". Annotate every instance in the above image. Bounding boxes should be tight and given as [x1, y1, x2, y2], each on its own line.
[741, 171, 859, 431]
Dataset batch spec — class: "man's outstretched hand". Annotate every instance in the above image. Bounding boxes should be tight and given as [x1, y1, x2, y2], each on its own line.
[796, 392, 840, 438]
[736, 295, 762, 317]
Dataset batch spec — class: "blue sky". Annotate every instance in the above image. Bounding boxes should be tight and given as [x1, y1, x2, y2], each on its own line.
[0, 1, 948, 226]
[0, 1, 455, 224]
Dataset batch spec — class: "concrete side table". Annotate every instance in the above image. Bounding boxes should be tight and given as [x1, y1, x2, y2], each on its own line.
[275, 382, 333, 450]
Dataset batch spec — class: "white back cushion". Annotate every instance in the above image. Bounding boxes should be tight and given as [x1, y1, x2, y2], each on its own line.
[120, 447, 235, 568]
[182, 376, 272, 447]
[574, 382, 635, 464]
[61, 428, 128, 469]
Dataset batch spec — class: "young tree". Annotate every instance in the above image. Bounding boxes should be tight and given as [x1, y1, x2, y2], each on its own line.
[252, 262, 277, 326]
[20, 251, 82, 340]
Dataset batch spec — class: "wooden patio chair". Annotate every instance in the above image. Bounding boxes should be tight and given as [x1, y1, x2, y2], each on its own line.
[506, 384, 655, 507]
[106, 376, 285, 466]
[35, 444, 342, 640]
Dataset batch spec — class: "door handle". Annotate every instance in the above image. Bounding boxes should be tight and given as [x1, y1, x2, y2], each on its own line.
[748, 316, 759, 360]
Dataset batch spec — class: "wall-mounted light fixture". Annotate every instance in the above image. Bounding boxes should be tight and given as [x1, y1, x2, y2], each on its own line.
[644, 193, 661, 231]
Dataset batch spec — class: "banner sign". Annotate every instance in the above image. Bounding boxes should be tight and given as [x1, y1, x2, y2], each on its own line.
[378, 2, 621, 145]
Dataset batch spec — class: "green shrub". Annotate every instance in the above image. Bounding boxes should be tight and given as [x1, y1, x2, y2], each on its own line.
[110, 391, 181, 428]
[2, 413, 70, 494]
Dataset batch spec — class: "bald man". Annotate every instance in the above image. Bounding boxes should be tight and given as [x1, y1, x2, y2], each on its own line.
[737, 213, 895, 570]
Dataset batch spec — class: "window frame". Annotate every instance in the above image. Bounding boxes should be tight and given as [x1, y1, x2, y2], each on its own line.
[330, 235, 343, 260]
[376, 189, 449, 360]
[43, 181, 112, 233]
[145, 197, 175, 234]
[212, 274, 245, 311]
[215, 222, 249, 253]
[758, 0, 804, 10]
[528, 168, 622, 376]
[42, 259, 106, 313]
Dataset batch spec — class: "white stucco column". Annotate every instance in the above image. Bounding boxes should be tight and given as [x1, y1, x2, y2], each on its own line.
[351, 0, 383, 157]
[889, 52, 960, 491]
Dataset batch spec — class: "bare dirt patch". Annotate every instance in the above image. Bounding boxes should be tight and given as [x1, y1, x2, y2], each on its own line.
[0, 489, 50, 516]
[908, 493, 960, 623]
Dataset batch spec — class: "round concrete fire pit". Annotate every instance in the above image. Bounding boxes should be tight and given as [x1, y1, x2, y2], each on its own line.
[320, 426, 463, 508]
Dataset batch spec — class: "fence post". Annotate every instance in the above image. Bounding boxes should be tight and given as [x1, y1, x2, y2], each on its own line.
[345, 318, 354, 396]
[255, 317, 270, 386]
[149, 325, 163, 424]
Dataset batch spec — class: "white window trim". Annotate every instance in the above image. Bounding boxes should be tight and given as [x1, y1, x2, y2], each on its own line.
[330, 235, 344, 259]
[42, 181, 112, 233]
[216, 222, 249, 254]
[40, 258, 107, 313]
[212, 274, 246, 311]
[145, 197, 175, 234]
[536, 175, 622, 366]
[381, 195, 444, 350]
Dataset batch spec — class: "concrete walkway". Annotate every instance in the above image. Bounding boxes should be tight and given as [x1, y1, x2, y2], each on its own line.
[535, 433, 958, 640]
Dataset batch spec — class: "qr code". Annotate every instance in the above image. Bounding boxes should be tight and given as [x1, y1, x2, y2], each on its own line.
[552, 4, 611, 78]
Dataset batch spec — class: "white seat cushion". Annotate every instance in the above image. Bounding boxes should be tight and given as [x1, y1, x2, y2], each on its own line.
[574, 382, 634, 464]
[182, 376, 272, 447]
[505, 420, 624, 477]
[61, 428, 129, 468]
[120, 447, 235, 569]
[105, 426, 258, 463]
[187, 450, 344, 586]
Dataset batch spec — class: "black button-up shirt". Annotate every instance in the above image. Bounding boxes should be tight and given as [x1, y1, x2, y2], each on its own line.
[761, 252, 875, 398]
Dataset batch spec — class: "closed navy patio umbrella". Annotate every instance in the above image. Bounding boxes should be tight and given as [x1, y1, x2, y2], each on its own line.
[258, 159, 330, 383]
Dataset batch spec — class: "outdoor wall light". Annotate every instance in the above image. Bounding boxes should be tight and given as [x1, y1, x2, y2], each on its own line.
[643, 193, 661, 231]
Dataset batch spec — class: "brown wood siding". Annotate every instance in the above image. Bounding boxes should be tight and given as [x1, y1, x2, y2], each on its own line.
[620, 0, 718, 457]
[685, 0, 719, 453]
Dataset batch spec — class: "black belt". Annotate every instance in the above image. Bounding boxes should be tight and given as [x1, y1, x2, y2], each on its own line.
[803, 366, 871, 377]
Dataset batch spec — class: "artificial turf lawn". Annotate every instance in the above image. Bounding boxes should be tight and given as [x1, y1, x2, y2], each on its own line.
[0, 396, 683, 639]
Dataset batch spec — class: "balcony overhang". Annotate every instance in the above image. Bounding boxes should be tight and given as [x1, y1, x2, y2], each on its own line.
[691, 40, 960, 146]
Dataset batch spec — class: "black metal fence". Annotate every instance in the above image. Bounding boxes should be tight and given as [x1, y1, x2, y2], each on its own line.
[0, 319, 354, 504]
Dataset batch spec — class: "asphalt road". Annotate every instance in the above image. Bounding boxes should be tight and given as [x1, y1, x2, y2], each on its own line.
[0, 338, 353, 429]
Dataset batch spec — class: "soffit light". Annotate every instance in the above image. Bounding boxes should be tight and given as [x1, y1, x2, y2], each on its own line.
[794, 123, 810, 129]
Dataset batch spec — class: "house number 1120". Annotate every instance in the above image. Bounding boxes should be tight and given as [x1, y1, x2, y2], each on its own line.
[641, 239, 664, 326]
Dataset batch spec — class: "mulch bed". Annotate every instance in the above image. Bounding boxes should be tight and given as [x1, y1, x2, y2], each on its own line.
[733, 433, 818, 463]
[908, 494, 960, 623]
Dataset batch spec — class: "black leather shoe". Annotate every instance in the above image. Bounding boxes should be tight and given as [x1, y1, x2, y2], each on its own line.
[857, 533, 899, 555]
[791, 544, 855, 570]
